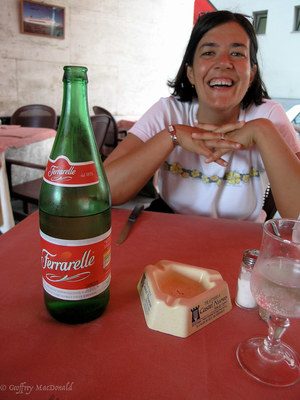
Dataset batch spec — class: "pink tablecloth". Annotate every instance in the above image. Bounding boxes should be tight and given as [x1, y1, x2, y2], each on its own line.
[0, 126, 56, 233]
[117, 119, 136, 132]
[0, 125, 56, 156]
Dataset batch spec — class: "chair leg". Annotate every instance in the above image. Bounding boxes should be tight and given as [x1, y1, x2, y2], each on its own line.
[13, 210, 28, 222]
[22, 201, 29, 215]
[27, 203, 33, 214]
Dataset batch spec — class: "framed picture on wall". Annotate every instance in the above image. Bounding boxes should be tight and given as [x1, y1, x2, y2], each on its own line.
[21, 0, 65, 39]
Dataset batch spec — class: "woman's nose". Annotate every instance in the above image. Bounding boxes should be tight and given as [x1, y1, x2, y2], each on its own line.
[215, 53, 233, 69]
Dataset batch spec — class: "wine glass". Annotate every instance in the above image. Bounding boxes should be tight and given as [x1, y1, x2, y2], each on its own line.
[236, 218, 300, 387]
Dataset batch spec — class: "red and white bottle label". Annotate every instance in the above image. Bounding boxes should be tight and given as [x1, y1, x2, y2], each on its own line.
[43, 155, 99, 187]
[40, 229, 111, 300]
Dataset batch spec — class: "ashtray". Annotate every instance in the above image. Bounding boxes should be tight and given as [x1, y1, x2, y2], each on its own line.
[137, 260, 232, 338]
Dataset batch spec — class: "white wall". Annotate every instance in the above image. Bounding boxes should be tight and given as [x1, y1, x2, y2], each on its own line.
[212, 0, 300, 107]
[0, 0, 194, 119]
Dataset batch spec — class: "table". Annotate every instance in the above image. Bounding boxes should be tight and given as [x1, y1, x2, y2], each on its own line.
[117, 119, 136, 132]
[0, 125, 56, 233]
[0, 209, 299, 399]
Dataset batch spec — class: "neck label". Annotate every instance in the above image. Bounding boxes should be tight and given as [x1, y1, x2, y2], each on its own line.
[43, 155, 99, 187]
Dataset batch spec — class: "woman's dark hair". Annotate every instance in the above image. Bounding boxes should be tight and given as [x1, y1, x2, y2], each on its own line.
[168, 10, 270, 108]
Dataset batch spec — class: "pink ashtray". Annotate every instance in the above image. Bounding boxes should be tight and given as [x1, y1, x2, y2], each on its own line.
[137, 260, 232, 338]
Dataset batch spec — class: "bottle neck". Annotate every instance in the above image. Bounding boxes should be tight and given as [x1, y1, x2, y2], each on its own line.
[59, 66, 90, 126]
[62, 82, 89, 120]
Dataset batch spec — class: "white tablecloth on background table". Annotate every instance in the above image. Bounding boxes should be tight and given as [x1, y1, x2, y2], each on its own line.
[0, 152, 14, 233]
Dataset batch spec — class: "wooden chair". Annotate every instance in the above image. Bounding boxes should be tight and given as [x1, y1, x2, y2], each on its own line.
[90, 114, 111, 159]
[93, 106, 127, 156]
[6, 159, 45, 220]
[11, 104, 57, 129]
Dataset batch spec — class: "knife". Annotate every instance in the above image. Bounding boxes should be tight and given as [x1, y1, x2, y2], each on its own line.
[116, 204, 144, 245]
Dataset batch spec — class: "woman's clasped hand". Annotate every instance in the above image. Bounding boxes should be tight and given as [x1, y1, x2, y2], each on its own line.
[174, 121, 245, 166]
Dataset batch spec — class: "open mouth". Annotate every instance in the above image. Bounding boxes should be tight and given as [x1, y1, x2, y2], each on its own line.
[208, 78, 233, 88]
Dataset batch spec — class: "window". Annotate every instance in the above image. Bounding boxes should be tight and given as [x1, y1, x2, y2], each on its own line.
[294, 6, 300, 31]
[253, 11, 268, 34]
[292, 112, 300, 127]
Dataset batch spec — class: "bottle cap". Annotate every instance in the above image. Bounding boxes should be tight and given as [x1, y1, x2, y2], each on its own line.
[242, 249, 259, 267]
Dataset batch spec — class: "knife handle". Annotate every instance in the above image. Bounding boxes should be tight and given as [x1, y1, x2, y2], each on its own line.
[128, 204, 144, 222]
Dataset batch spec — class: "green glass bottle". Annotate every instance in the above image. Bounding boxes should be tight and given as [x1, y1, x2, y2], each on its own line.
[39, 66, 111, 324]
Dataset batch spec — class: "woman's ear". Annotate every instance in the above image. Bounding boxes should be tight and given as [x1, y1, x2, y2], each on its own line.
[186, 63, 195, 85]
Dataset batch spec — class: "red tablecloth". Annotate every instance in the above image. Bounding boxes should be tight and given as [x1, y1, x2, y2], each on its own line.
[0, 209, 299, 399]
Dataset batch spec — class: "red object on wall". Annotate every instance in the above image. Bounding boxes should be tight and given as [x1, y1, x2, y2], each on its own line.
[193, 0, 216, 24]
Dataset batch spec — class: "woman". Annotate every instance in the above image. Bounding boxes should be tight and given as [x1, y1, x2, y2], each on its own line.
[104, 11, 300, 221]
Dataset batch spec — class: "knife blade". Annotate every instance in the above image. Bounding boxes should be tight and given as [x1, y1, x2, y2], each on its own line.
[116, 204, 144, 245]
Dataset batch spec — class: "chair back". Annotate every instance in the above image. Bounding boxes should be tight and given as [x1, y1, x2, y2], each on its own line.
[11, 104, 57, 129]
[263, 185, 277, 220]
[90, 114, 111, 157]
[93, 106, 118, 148]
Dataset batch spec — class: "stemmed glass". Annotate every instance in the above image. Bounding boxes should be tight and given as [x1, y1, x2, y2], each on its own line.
[236, 218, 300, 387]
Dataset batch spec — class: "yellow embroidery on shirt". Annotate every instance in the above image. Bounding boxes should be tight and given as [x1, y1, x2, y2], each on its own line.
[170, 162, 183, 175]
[191, 169, 200, 178]
[250, 167, 259, 176]
[163, 161, 260, 185]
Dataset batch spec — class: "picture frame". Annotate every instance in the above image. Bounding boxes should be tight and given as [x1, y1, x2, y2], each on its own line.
[21, 0, 65, 39]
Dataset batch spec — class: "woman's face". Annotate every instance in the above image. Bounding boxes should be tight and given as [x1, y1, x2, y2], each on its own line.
[187, 21, 257, 121]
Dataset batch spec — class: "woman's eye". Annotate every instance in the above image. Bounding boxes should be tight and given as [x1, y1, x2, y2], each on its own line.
[202, 51, 214, 56]
[231, 52, 245, 57]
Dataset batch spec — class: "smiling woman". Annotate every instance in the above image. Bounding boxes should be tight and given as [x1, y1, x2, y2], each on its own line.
[103, 10, 300, 221]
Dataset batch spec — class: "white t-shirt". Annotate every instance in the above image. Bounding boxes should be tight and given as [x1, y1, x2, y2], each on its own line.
[130, 97, 300, 221]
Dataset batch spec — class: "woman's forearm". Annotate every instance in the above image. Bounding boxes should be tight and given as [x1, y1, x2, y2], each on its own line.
[104, 131, 174, 205]
[253, 119, 300, 218]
